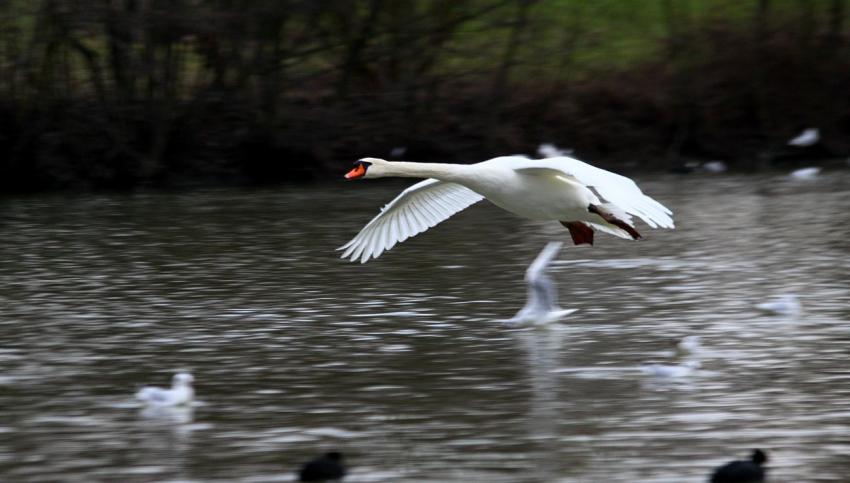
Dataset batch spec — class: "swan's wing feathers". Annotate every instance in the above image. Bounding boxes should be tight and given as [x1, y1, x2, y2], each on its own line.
[339, 179, 484, 263]
[517, 157, 674, 229]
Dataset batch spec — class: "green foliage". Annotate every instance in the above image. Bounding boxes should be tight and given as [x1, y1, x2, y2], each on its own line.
[0, 0, 847, 192]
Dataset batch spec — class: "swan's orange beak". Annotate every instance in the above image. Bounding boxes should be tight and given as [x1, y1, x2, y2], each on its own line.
[345, 163, 367, 180]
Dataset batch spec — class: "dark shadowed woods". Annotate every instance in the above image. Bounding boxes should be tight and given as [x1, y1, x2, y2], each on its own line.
[0, 0, 848, 193]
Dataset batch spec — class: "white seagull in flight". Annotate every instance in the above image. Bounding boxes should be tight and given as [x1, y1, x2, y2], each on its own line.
[505, 241, 578, 327]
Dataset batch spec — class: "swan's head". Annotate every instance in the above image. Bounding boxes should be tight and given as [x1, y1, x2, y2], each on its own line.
[344, 158, 389, 180]
[172, 372, 194, 387]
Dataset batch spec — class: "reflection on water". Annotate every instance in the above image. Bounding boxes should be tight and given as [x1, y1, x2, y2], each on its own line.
[1, 172, 849, 481]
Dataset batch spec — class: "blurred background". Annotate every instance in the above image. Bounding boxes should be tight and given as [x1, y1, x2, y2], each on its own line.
[0, 0, 848, 193]
[2, 2, 850, 482]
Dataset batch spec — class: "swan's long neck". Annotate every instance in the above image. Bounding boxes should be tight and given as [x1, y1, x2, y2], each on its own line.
[382, 161, 472, 182]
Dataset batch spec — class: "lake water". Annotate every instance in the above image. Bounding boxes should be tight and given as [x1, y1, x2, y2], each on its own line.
[1, 171, 849, 482]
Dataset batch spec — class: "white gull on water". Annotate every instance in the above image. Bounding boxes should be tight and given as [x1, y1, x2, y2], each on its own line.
[755, 294, 801, 316]
[136, 372, 195, 407]
[641, 360, 700, 378]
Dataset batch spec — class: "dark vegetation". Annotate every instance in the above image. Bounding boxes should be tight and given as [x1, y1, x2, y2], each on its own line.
[0, 0, 848, 193]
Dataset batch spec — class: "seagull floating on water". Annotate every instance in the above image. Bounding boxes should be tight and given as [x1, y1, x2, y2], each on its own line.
[701, 161, 728, 173]
[676, 335, 701, 355]
[135, 372, 194, 407]
[710, 449, 768, 483]
[641, 360, 700, 378]
[789, 167, 821, 180]
[755, 294, 801, 316]
[787, 128, 819, 147]
[504, 241, 578, 327]
[339, 156, 674, 262]
[298, 451, 346, 482]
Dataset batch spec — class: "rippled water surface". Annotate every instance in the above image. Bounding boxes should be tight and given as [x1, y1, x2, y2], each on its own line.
[2, 172, 850, 482]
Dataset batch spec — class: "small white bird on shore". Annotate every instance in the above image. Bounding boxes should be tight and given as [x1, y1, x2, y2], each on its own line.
[788, 128, 819, 147]
[537, 143, 574, 158]
[701, 161, 728, 173]
[136, 372, 195, 407]
[505, 241, 578, 327]
[789, 167, 821, 180]
[755, 294, 801, 316]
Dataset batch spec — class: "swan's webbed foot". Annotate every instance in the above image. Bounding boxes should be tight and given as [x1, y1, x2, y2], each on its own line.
[560, 221, 594, 245]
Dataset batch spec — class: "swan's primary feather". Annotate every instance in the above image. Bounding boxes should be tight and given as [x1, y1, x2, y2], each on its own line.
[338, 179, 484, 263]
[513, 157, 674, 229]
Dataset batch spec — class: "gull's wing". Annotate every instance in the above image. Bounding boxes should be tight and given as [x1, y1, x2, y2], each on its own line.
[513, 157, 674, 229]
[525, 241, 562, 283]
[136, 387, 170, 404]
[339, 179, 484, 263]
[524, 242, 562, 310]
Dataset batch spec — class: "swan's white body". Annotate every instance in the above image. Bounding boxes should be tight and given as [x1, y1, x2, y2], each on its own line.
[340, 156, 674, 263]
[136, 373, 194, 407]
[505, 241, 578, 327]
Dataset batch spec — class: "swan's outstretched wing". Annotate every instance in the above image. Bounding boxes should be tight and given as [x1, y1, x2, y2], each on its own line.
[514, 157, 674, 229]
[339, 179, 484, 263]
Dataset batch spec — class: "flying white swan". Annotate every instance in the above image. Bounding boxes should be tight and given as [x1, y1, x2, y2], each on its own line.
[339, 157, 674, 263]
[135, 372, 194, 407]
[505, 241, 578, 327]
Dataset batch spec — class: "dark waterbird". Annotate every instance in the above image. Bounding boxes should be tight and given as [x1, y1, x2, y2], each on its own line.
[298, 451, 346, 482]
[710, 449, 768, 483]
